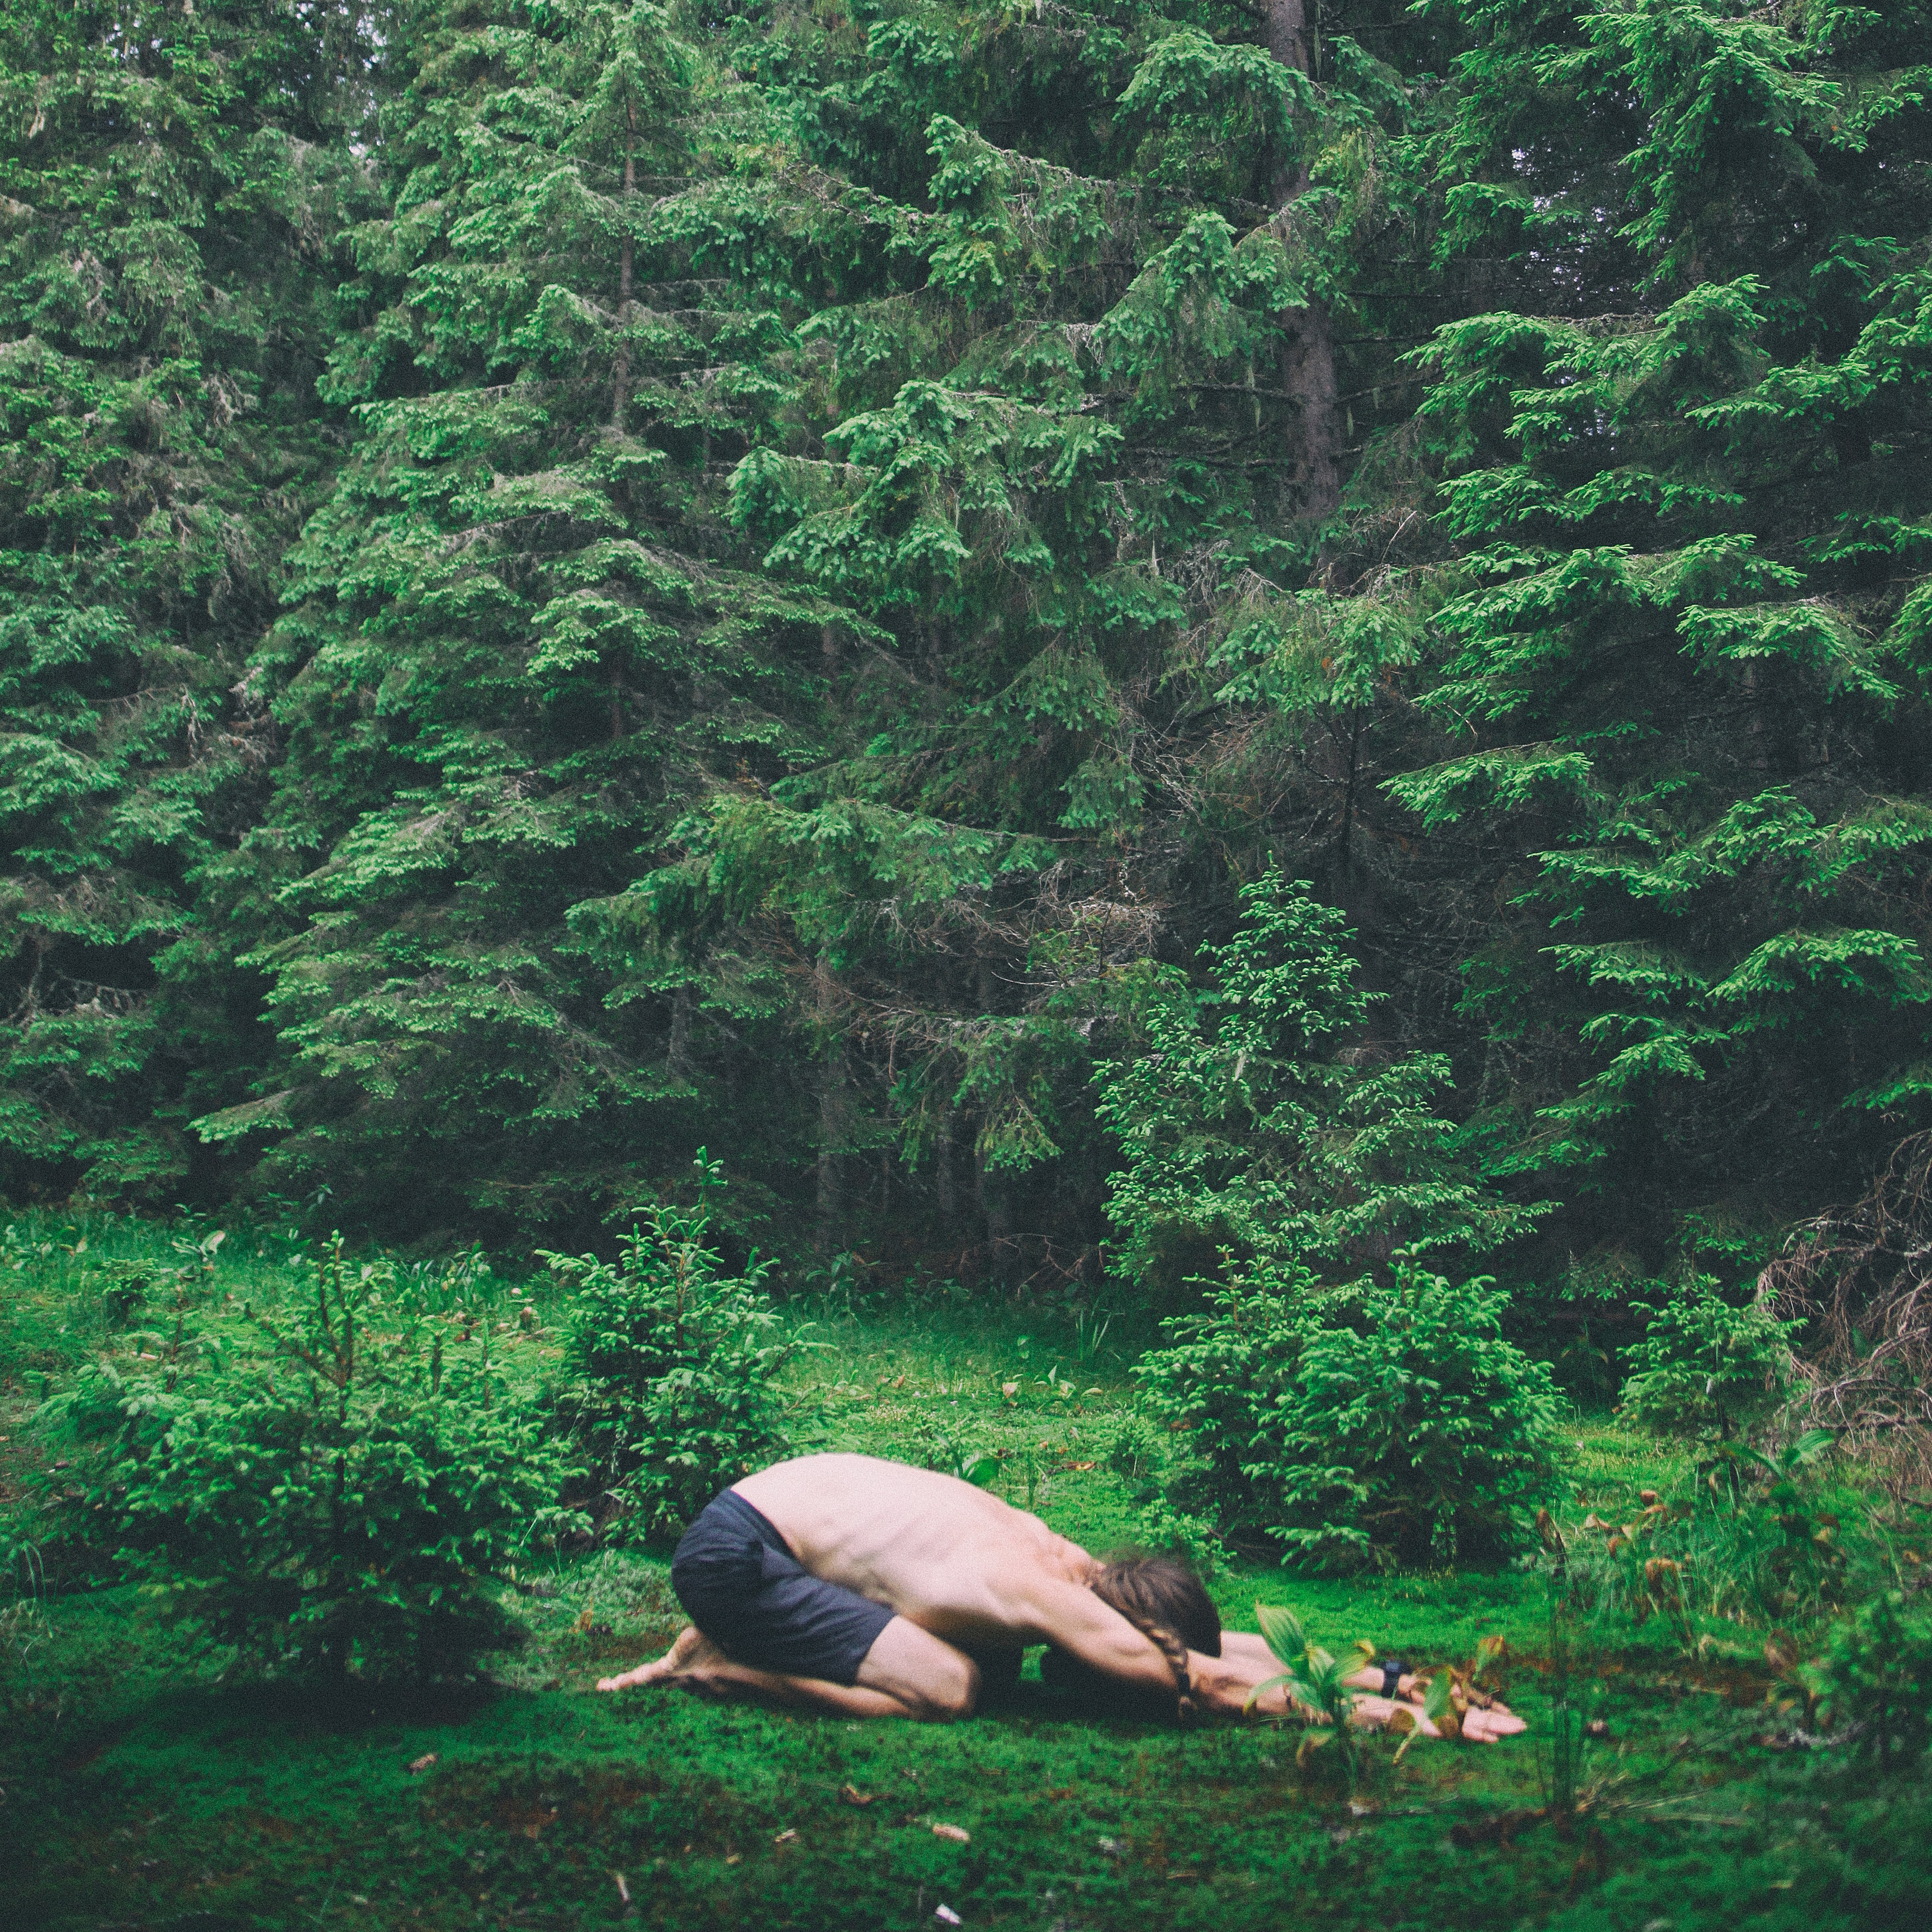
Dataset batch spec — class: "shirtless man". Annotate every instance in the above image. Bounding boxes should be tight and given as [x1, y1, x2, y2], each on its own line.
[596, 1453, 1523, 1740]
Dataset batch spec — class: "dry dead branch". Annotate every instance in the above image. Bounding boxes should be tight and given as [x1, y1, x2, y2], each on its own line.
[1760, 1131, 1932, 1485]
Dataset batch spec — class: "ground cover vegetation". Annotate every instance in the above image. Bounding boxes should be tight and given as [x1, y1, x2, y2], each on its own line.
[3, 0, 1932, 1925]
[4, 1210, 1932, 1930]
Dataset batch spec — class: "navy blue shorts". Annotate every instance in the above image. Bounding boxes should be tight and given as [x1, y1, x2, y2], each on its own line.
[670, 1489, 896, 1687]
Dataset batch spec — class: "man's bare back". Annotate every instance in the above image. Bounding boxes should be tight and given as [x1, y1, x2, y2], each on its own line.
[731, 1455, 1097, 1649]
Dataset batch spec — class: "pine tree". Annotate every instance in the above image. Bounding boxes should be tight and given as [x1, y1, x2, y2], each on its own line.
[1383, 0, 1932, 1265]
[203, 0, 841, 1242]
[0, 0, 376, 1197]
[1096, 868, 1540, 1299]
[609, 0, 1463, 1276]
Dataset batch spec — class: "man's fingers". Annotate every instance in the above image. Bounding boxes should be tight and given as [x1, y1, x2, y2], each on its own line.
[1462, 1708, 1527, 1742]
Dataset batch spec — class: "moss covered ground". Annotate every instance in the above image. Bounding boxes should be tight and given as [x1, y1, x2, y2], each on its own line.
[2, 1215, 1928, 1931]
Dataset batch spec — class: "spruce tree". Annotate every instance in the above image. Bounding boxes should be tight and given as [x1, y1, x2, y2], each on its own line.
[611, 0, 1462, 1273]
[1382, 0, 1932, 1264]
[0, 0, 375, 1196]
[207, 0, 840, 1241]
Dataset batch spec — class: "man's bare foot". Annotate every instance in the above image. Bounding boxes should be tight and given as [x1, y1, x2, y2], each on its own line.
[597, 1623, 706, 1693]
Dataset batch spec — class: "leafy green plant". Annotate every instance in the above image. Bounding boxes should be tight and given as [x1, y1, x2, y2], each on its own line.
[1106, 1415, 1163, 1488]
[948, 1452, 1002, 1489]
[1570, 1494, 1699, 1650]
[0, 1546, 52, 1718]
[906, 1424, 1002, 1490]
[1248, 1602, 1370, 1786]
[93, 1259, 158, 1328]
[1138, 1258, 1565, 1570]
[1538, 1565, 1602, 1820]
[1620, 1275, 1799, 1440]
[1570, 1434, 1847, 1649]
[1274, 1261, 1567, 1568]
[1554, 1319, 1617, 1404]
[1802, 1588, 1932, 1765]
[548, 1154, 804, 1545]
[1700, 1427, 1837, 1514]
[38, 1242, 580, 1678]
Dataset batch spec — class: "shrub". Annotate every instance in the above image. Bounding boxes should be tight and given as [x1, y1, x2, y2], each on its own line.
[1137, 1259, 1565, 1570]
[1134, 1267, 1313, 1506]
[1804, 1588, 1932, 1765]
[547, 1153, 803, 1543]
[39, 1243, 580, 1679]
[1619, 1273, 1798, 1438]
[1564, 1433, 1848, 1649]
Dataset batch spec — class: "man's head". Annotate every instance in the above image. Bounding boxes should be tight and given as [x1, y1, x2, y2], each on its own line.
[1041, 1550, 1219, 1721]
[1090, 1551, 1221, 1658]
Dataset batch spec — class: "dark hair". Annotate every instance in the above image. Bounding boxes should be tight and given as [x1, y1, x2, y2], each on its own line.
[1044, 1551, 1219, 1724]
[1092, 1552, 1221, 1658]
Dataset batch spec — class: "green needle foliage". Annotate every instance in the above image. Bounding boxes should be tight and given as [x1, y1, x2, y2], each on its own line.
[1139, 1255, 1565, 1568]
[37, 1239, 581, 1678]
[0, 0, 1924, 1390]
[1805, 1587, 1932, 1767]
[1618, 1273, 1801, 1440]
[596, 0, 1464, 1267]
[547, 1152, 802, 1543]
[0, 0, 378, 1199]
[198, 0, 837, 1242]
[1386, 0, 1932, 1262]
[1095, 866, 1541, 1300]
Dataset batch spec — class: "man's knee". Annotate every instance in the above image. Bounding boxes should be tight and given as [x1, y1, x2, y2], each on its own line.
[917, 1651, 981, 1722]
[856, 1616, 982, 1720]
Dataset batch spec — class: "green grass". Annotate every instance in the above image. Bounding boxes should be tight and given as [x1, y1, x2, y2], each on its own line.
[3, 1212, 1929, 1932]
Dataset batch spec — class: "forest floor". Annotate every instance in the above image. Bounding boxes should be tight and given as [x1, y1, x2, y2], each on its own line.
[1, 1216, 1928, 1932]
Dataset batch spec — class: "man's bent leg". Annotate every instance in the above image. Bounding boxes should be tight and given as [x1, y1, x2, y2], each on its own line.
[853, 1617, 982, 1722]
[599, 1619, 980, 1722]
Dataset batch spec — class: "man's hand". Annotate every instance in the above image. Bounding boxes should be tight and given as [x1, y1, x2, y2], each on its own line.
[1353, 1687, 1526, 1743]
[1337, 1657, 1526, 1744]
[1459, 1703, 1526, 1743]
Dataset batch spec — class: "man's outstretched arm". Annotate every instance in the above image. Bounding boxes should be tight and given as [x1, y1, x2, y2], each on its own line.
[1019, 1577, 1199, 1701]
[1205, 1632, 1526, 1739]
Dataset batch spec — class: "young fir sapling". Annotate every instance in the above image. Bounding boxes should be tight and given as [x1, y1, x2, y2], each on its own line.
[39, 1239, 581, 1678]
[547, 1152, 804, 1544]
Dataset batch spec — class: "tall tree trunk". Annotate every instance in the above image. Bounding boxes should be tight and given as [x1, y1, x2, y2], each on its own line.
[936, 1102, 958, 1223]
[1264, 0, 1343, 522]
[971, 959, 1011, 1273]
[612, 98, 636, 429]
[976, 1137, 1012, 1278]
[814, 955, 844, 1249]
[666, 981, 693, 1084]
